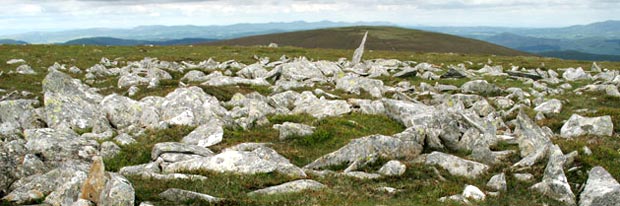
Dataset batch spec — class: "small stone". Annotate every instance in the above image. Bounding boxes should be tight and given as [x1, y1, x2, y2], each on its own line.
[377, 160, 406, 176]
[272, 122, 315, 140]
[462, 185, 486, 201]
[487, 173, 507, 192]
[249, 179, 326, 195]
[514, 173, 535, 182]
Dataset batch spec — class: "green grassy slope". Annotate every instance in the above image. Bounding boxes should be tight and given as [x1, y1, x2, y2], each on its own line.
[207, 26, 531, 56]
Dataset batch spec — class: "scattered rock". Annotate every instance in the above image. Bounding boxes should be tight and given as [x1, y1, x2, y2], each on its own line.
[563, 67, 590, 81]
[304, 135, 422, 170]
[16, 65, 36, 75]
[461, 80, 500, 96]
[487, 173, 507, 192]
[181, 121, 224, 147]
[377, 160, 406, 176]
[534, 99, 562, 114]
[560, 114, 613, 138]
[579, 166, 620, 206]
[159, 188, 222, 203]
[463, 185, 485, 201]
[425, 152, 489, 179]
[514, 173, 535, 182]
[530, 144, 576, 205]
[249, 179, 326, 195]
[273, 122, 315, 140]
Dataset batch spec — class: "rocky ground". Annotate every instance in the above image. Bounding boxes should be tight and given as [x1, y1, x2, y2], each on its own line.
[1, 41, 620, 206]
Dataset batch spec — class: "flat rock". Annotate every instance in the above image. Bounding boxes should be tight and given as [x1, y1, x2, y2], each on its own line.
[249, 179, 326, 195]
[534, 99, 562, 114]
[181, 121, 224, 147]
[273, 122, 315, 140]
[425, 151, 489, 179]
[377, 160, 406, 176]
[164, 144, 306, 178]
[292, 91, 351, 119]
[151, 142, 214, 161]
[159, 188, 222, 203]
[304, 135, 422, 170]
[487, 173, 507, 192]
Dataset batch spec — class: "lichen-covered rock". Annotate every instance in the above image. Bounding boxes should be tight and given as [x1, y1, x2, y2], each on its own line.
[514, 110, 552, 157]
[273, 122, 315, 140]
[181, 121, 224, 147]
[561, 114, 613, 138]
[100, 141, 121, 159]
[0, 99, 42, 132]
[425, 152, 489, 179]
[2, 162, 89, 205]
[43, 71, 110, 133]
[563, 67, 590, 81]
[382, 99, 434, 128]
[159, 188, 222, 203]
[487, 173, 507, 192]
[377, 160, 406, 176]
[292, 91, 351, 119]
[579, 166, 620, 206]
[530, 144, 575, 205]
[159, 86, 230, 126]
[348, 99, 385, 115]
[24, 128, 99, 163]
[534, 99, 562, 114]
[98, 173, 135, 206]
[335, 75, 384, 98]
[164, 144, 305, 178]
[304, 135, 422, 170]
[100, 94, 160, 129]
[151, 142, 214, 161]
[249, 179, 326, 195]
[461, 80, 500, 96]
[16, 65, 36, 75]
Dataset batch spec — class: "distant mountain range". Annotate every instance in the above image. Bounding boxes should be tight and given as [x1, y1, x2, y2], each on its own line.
[63, 37, 217, 46]
[2, 20, 620, 61]
[0, 39, 28, 45]
[415, 20, 620, 61]
[0, 21, 392, 44]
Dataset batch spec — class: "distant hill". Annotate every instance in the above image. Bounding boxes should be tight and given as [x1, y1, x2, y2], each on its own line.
[207, 26, 530, 56]
[0, 39, 28, 45]
[63, 37, 217, 46]
[538, 50, 620, 62]
[416, 21, 620, 59]
[1, 21, 392, 44]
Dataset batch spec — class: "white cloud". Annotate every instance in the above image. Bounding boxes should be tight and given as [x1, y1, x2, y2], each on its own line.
[0, 0, 618, 34]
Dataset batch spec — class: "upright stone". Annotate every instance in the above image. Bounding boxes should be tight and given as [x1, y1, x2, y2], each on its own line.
[80, 157, 107, 204]
[352, 31, 368, 65]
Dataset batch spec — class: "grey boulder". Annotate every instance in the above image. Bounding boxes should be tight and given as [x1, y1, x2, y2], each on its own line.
[579, 166, 620, 206]
[561, 114, 613, 138]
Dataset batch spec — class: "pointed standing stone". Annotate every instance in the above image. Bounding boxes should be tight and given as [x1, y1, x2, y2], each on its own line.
[352, 31, 368, 65]
[80, 157, 107, 204]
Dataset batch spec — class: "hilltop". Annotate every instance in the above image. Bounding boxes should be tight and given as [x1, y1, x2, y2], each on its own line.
[63, 37, 217, 46]
[207, 26, 530, 56]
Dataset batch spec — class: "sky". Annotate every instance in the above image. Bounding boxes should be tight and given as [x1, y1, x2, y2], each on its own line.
[1, 0, 619, 35]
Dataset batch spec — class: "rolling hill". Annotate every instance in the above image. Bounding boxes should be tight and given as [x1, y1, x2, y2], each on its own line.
[207, 26, 530, 56]
[0, 39, 28, 45]
[63, 37, 217, 46]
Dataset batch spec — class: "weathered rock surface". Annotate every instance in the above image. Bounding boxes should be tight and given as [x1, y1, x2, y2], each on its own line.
[304, 135, 422, 170]
[249, 179, 326, 195]
[534, 99, 562, 114]
[461, 80, 500, 96]
[292, 91, 351, 119]
[579, 166, 620, 206]
[561, 114, 613, 138]
[43, 71, 110, 132]
[530, 144, 575, 205]
[487, 173, 507, 192]
[181, 121, 224, 147]
[273, 122, 315, 140]
[164, 144, 306, 178]
[425, 152, 489, 179]
[377, 160, 406, 176]
[159, 188, 222, 203]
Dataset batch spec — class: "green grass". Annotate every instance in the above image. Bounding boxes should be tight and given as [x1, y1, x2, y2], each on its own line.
[104, 125, 195, 172]
[213, 113, 405, 166]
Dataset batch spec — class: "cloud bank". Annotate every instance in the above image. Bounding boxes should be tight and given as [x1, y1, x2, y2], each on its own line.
[1, 0, 619, 34]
